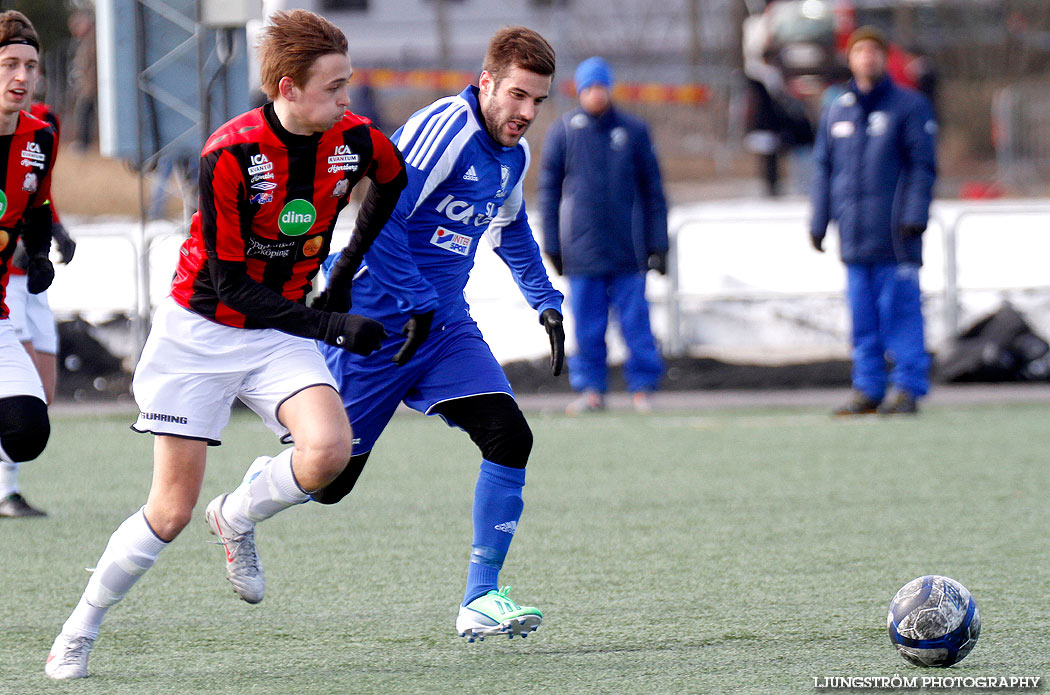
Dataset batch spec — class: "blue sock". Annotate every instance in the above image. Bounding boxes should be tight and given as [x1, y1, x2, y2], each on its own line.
[462, 460, 525, 606]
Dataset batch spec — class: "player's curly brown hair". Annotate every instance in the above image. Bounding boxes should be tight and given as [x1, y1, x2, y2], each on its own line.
[0, 10, 40, 51]
[257, 10, 347, 101]
[482, 26, 555, 84]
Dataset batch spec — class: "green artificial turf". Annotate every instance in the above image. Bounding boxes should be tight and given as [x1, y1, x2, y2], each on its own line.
[2, 402, 1048, 694]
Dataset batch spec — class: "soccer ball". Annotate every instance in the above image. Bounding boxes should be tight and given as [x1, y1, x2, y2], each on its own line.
[887, 575, 980, 667]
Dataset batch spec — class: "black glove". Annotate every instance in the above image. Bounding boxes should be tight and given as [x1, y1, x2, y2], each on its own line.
[900, 223, 926, 238]
[321, 312, 387, 355]
[540, 308, 564, 377]
[810, 234, 825, 253]
[392, 310, 434, 365]
[52, 221, 76, 264]
[647, 251, 667, 275]
[26, 254, 55, 294]
[546, 252, 563, 276]
[310, 247, 360, 313]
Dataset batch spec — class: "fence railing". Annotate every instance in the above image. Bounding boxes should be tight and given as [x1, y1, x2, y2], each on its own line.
[664, 200, 1050, 358]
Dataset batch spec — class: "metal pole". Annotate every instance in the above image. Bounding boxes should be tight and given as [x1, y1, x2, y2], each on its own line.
[667, 225, 683, 357]
[133, 0, 150, 353]
[941, 211, 959, 341]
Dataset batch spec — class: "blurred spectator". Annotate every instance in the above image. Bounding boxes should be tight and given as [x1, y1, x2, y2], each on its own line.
[539, 57, 668, 415]
[147, 154, 198, 220]
[67, 8, 97, 152]
[809, 26, 937, 416]
[742, 14, 814, 197]
[349, 74, 384, 133]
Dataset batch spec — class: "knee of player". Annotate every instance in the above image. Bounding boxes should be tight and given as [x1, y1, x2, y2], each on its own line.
[0, 395, 50, 462]
[297, 437, 352, 480]
[145, 506, 193, 541]
[484, 413, 533, 469]
[312, 452, 368, 506]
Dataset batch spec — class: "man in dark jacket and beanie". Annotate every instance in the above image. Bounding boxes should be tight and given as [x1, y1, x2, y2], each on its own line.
[540, 56, 668, 414]
[810, 26, 937, 415]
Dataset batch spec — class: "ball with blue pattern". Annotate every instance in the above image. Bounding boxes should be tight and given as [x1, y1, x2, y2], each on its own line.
[887, 575, 980, 667]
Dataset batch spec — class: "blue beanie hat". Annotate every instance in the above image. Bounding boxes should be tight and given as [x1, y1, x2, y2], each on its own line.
[574, 57, 613, 93]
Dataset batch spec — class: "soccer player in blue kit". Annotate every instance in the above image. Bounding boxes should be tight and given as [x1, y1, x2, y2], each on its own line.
[310, 26, 565, 641]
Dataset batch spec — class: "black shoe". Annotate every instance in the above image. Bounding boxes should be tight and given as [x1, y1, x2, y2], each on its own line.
[877, 388, 918, 415]
[833, 389, 881, 416]
[0, 492, 47, 517]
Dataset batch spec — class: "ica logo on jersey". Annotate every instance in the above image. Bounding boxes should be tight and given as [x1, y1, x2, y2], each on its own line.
[434, 195, 496, 227]
[328, 145, 359, 173]
[248, 153, 273, 176]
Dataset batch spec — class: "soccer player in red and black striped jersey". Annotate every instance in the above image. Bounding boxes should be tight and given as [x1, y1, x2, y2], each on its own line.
[47, 10, 406, 679]
[0, 11, 57, 518]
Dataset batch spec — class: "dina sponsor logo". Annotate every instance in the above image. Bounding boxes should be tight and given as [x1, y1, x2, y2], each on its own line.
[277, 199, 316, 236]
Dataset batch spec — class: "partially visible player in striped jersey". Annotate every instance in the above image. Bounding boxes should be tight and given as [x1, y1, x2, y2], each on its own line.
[311, 26, 565, 641]
[0, 11, 58, 518]
[46, 10, 405, 679]
[0, 78, 78, 518]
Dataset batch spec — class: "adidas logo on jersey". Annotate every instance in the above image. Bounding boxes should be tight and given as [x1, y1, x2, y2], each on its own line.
[494, 520, 517, 534]
[462, 166, 479, 182]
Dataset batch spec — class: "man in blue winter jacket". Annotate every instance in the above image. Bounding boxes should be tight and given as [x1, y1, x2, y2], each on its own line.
[810, 26, 937, 415]
[539, 56, 668, 414]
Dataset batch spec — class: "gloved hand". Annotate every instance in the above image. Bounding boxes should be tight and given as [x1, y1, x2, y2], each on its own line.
[321, 312, 387, 355]
[540, 308, 564, 377]
[310, 285, 351, 314]
[900, 223, 926, 238]
[310, 248, 359, 313]
[810, 234, 825, 253]
[392, 310, 434, 365]
[52, 221, 76, 264]
[546, 252, 563, 276]
[26, 253, 55, 294]
[647, 251, 667, 275]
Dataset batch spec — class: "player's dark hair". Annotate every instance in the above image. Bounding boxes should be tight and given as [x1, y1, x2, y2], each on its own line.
[482, 26, 555, 83]
[0, 10, 40, 52]
[257, 10, 348, 101]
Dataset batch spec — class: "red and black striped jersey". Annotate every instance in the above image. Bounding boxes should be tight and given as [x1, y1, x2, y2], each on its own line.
[9, 103, 62, 280]
[29, 102, 60, 139]
[0, 111, 57, 318]
[171, 104, 405, 335]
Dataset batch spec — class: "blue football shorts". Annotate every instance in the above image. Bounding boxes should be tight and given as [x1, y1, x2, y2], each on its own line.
[320, 316, 514, 455]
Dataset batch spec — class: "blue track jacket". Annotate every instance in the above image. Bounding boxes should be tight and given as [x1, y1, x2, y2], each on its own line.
[347, 85, 563, 331]
[539, 106, 668, 276]
[810, 76, 937, 265]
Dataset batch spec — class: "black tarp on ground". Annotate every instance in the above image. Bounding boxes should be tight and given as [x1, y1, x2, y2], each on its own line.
[936, 303, 1050, 383]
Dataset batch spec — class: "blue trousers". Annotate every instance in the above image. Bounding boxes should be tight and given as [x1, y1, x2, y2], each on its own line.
[847, 262, 930, 400]
[568, 273, 663, 394]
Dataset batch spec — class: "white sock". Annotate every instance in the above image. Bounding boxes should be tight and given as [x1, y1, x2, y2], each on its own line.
[0, 461, 17, 497]
[221, 448, 308, 534]
[62, 508, 168, 639]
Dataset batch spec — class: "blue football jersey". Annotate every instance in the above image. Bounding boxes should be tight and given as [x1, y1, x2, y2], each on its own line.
[348, 85, 563, 330]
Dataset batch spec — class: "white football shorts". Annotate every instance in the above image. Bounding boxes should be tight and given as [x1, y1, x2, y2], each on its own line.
[6, 274, 58, 354]
[0, 319, 46, 401]
[131, 297, 338, 445]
